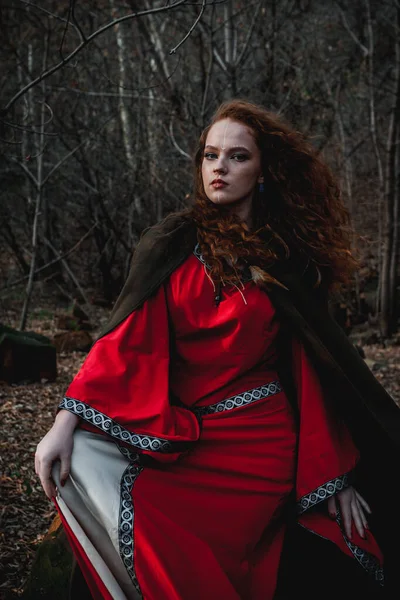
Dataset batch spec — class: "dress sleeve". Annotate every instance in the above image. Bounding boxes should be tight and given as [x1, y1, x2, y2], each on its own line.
[59, 284, 200, 462]
[292, 335, 384, 569]
[291, 335, 359, 504]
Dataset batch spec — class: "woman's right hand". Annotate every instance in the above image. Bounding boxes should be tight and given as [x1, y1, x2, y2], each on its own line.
[35, 409, 79, 500]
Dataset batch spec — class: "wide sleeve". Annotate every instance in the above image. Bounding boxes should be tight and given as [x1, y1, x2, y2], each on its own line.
[291, 335, 383, 574]
[291, 334, 359, 504]
[59, 284, 200, 462]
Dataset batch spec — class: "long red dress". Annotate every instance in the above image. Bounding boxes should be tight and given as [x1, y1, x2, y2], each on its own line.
[54, 246, 383, 600]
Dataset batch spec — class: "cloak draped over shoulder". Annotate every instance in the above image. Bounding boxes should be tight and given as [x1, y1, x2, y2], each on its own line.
[58, 213, 400, 598]
[99, 213, 400, 452]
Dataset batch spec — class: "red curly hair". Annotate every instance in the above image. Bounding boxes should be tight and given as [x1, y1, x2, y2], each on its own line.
[187, 99, 358, 292]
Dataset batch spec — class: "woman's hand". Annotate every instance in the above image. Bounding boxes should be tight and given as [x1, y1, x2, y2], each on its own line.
[35, 410, 79, 500]
[327, 485, 372, 539]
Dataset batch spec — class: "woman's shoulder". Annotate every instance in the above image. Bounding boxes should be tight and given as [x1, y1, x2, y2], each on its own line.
[126, 212, 196, 280]
[139, 211, 195, 243]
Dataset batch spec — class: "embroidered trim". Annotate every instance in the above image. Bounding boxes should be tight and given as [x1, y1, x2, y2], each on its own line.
[297, 473, 350, 514]
[117, 443, 141, 464]
[193, 243, 211, 269]
[119, 460, 144, 597]
[345, 534, 384, 586]
[297, 474, 384, 585]
[336, 512, 384, 586]
[192, 381, 282, 417]
[60, 397, 174, 453]
[299, 520, 384, 586]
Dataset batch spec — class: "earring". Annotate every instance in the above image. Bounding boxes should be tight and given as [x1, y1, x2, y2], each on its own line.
[259, 182, 265, 193]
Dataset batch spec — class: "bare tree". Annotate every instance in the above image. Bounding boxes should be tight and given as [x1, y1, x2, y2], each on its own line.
[380, 1, 400, 337]
[1, 0, 399, 340]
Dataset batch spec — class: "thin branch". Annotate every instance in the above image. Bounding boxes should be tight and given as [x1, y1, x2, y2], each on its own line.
[0, 224, 97, 293]
[1, 0, 188, 117]
[67, 174, 98, 195]
[0, 137, 23, 145]
[43, 236, 92, 310]
[167, 118, 191, 159]
[2, 119, 58, 136]
[50, 86, 172, 102]
[334, 2, 369, 56]
[94, 50, 181, 93]
[235, 0, 263, 67]
[201, 5, 215, 120]
[276, 85, 294, 116]
[9, 100, 56, 136]
[39, 101, 55, 127]
[169, 0, 207, 54]
[71, 0, 87, 42]
[198, 20, 228, 71]
[19, 1, 85, 42]
[212, 47, 228, 72]
[60, 1, 73, 61]
[204, 0, 259, 37]
[41, 112, 117, 187]
[7, 156, 38, 187]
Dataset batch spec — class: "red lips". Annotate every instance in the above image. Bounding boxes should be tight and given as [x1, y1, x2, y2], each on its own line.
[211, 178, 228, 188]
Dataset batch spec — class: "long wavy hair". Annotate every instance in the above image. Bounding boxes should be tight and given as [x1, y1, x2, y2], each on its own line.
[187, 99, 358, 292]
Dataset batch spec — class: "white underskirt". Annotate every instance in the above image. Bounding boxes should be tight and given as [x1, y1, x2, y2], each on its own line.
[52, 429, 141, 600]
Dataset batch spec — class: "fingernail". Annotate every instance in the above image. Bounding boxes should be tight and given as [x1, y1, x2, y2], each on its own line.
[329, 513, 336, 520]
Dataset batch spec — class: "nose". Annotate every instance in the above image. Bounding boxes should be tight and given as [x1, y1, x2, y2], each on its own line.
[213, 158, 227, 174]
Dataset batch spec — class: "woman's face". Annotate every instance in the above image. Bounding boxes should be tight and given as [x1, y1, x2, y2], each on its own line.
[201, 118, 263, 222]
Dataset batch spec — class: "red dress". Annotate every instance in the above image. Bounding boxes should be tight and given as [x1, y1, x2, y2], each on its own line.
[54, 247, 383, 600]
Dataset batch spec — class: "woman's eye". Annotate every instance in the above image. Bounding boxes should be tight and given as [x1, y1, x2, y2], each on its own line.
[203, 152, 248, 161]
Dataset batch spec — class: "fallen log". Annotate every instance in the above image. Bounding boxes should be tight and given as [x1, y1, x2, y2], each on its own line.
[0, 324, 57, 384]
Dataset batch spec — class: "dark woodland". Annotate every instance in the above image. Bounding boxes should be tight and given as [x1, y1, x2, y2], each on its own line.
[0, 0, 399, 598]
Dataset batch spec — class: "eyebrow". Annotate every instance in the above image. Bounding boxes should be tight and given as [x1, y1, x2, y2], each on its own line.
[204, 145, 251, 153]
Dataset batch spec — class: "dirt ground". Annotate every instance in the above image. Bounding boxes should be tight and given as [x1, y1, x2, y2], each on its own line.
[0, 307, 399, 598]
[0, 306, 107, 599]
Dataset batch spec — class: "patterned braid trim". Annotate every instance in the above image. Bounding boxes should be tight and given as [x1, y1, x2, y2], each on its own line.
[193, 243, 212, 270]
[336, 511, 384, 586]
[60, 397, 176, 453]
[192, 381, 282, 417]
[298, 473, 384, 586]
[118, 457, 144, 598]
[297, 473, 350, 514]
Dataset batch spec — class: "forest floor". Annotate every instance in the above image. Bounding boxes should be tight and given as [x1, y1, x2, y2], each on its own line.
[0, 305, 107, 600]
[0, 306, 400, 599]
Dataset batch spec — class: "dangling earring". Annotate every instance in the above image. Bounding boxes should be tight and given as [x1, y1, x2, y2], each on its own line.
[259, 182, 265, 193]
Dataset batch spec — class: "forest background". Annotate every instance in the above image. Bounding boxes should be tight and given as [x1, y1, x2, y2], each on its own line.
[1, 0, 400, 598]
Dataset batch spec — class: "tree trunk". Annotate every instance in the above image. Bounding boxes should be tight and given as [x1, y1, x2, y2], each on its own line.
[388, 125, 399, 333]
[223, 3, 237, 99]
[379, 3, 400, 338]
[109, 0, 142, 217]
[19, 40, 48, 331]
[364, 0, 385, 314]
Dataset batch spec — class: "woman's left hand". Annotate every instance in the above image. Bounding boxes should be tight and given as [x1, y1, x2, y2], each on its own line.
[327, 486, 372, 539]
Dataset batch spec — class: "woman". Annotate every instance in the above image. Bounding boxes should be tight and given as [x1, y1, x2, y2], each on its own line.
[35, 100, 400, 600]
